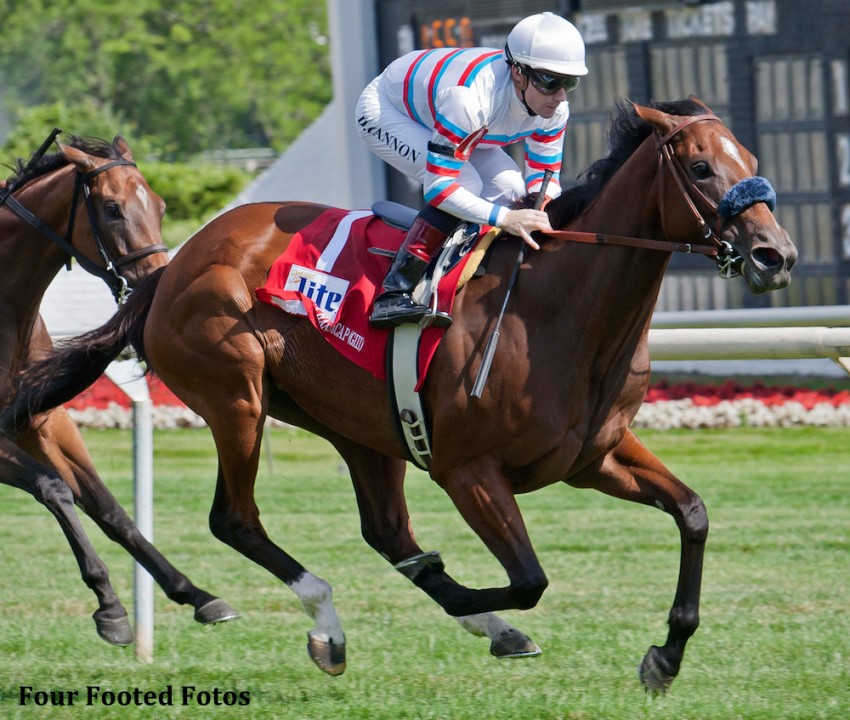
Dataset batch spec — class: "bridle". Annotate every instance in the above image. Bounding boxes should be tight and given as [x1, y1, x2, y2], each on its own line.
[0, 130, 168, 304]
[544, 113, 777, 279]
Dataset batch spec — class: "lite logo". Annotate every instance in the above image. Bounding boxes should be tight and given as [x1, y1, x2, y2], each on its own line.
[285, 265, 349, 323]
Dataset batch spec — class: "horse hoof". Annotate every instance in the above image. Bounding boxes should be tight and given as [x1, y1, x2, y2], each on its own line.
[307, 632, 346, 676]
[95, 615, 134, 647]
[194, 598, 240, 625]
[639, 645, 675, 694]
[490, 628, 542, 659]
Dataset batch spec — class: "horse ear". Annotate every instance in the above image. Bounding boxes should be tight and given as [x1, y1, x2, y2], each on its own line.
[687, 95, 714, 113]
[112, 135, 135, 162]
[57, 143, 98, 174]
[632, 102, 679, 136]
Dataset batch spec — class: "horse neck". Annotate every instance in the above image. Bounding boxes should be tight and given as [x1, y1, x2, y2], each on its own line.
[570, 138, 663, 245]
[515, 137, 670, 372]
[553, 138, 669, 319]
[0, 165, 78, 330]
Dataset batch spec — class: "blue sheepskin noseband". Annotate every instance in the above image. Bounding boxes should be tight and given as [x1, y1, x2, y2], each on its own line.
[718, 176, 776, 218]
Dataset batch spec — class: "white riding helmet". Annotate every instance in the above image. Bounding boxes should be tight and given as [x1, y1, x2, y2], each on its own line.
[505, 12, 588, 77]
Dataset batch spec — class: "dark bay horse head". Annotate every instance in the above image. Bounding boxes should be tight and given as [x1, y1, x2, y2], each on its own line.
[634, 99, 796, 294]
[551, 98, 796, 296]
[2, 135, 169, 299]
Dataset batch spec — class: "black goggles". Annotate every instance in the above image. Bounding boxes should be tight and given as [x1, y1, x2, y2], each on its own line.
[525, 68, 580, 95]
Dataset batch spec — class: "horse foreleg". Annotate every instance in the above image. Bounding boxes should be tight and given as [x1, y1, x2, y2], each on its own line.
[19, 408, 238, 626]
[568, 429, 708, 693]
[0, 438, 132, 645]
[420, 457, 549, 616]
[335, 441, 541, 659]
[352, 449, 548, 654]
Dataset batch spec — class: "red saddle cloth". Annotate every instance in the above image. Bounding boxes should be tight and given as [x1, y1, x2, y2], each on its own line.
[255, 207, 477, 382]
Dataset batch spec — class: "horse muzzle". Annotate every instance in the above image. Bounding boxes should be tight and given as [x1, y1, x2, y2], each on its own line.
[715, 176, 797, 294]
[739, 227, 797, 294]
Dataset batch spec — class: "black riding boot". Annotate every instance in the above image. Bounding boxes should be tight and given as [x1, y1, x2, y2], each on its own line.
[369, 208, 459, 329]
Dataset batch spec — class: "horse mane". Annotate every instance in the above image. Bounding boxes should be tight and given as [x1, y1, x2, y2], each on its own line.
[545, 98, 710, 228]
[4, 135, 122, 188]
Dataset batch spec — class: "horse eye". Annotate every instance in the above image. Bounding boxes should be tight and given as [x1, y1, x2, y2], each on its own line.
[691, 161, 711, 179]
[103, 201, 122, 219]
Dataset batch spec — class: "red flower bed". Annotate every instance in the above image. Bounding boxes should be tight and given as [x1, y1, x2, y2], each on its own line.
[63, 375, 185, 410]
[645, 380, 850, 409]
[67, 376, 850, 412]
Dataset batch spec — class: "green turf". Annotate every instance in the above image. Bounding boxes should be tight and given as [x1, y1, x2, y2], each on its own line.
[0, 426, 847, 719]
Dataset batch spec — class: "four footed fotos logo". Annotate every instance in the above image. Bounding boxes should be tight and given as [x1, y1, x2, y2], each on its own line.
[19, 685, 250, 707]
[285, 265, 349, 324]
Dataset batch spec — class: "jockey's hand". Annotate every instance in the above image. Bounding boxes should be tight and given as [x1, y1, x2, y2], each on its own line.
[500, 209, 552, 250]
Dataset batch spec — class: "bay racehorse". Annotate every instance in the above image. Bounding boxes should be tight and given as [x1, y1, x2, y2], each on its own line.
[0, 132, 237, 645]
[0, 100, 796, 690]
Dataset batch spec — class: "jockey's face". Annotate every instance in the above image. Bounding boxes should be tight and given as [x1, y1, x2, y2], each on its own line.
[523, 82, 567, 118]
[511, 65, 568, 119]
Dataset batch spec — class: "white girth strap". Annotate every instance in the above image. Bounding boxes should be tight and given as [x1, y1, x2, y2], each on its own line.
[389, 324, 432, 470]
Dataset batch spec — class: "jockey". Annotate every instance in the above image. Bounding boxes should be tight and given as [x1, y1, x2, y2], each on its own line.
[355, 12, 588, 329]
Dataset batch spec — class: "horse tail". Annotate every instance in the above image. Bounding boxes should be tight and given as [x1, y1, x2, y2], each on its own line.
[0, 266, 165, 438]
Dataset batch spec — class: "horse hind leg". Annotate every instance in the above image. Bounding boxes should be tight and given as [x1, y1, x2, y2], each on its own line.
[22, 410, 239, 627]
[206, 418, 346, 676]
[138, 303, 345, 672]
[71, 465, 239, 626]
[568, 429, 708, 693]
[454, 613, 541, 659]
[79, 477, 239, 626]
[289, 572, 346, 675]
[208, 469, 346, 675]
[0, 440, 132, 645]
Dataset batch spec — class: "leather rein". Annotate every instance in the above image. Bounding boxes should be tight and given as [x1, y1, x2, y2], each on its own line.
[542, 114, 744, 277]
[0, 138, 168, 304]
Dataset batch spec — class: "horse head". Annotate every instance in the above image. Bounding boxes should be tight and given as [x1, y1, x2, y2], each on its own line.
[57, 137, 168, 295]
[634, 99, 797, 295]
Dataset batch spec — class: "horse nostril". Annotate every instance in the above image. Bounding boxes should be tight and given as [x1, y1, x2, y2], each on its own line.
[752, 247, 784, 270]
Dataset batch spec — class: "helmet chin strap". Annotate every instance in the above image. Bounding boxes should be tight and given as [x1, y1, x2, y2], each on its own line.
[520, 89, 537, 117]
[512, 65, 537, 117]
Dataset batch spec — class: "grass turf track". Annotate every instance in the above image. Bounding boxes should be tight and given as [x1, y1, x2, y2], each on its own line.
[0, 426, 847, 719]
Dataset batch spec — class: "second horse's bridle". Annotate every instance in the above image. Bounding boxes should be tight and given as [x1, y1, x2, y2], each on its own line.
[0, 129, 168, 303]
